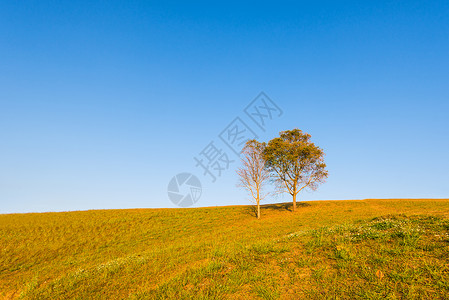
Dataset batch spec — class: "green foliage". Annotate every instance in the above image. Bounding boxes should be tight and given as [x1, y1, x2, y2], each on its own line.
[263, 129, 328, 209]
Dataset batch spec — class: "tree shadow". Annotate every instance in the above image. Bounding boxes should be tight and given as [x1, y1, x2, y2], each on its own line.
[261, 202, 311, 212]
[243, 202, 312, 217]
[243, 205, 258, 218]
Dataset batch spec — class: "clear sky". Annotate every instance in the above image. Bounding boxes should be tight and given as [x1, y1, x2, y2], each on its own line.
[1, 1, 448, 213]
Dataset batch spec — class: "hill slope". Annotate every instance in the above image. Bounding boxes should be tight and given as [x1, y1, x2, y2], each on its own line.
[1, 199, 449, 299]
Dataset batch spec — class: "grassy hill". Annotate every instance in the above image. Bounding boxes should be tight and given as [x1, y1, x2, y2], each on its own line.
[1, 199, 449, 299]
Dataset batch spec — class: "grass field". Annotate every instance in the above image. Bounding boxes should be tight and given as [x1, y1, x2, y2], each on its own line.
[1, 198, 449, 299]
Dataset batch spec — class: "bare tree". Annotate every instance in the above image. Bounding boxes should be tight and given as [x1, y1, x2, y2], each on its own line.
[236, 140, 271, 219]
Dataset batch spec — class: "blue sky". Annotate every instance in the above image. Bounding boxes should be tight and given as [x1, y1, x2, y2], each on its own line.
[1, 1, 448, 213]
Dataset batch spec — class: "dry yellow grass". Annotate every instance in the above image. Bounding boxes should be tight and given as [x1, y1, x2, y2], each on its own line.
[1, 198, 448, 299]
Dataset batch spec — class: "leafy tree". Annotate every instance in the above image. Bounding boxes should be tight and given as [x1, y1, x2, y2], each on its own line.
[263, 129, 328, 211]
[236, 140, 271, 219]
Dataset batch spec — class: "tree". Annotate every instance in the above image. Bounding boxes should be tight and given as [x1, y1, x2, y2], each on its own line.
[236, 140, 271, 219]
[263, 129, 328, 212]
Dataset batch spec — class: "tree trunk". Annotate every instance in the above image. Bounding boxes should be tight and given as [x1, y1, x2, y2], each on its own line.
[256, 189, 260, 219]
[292, 193, 297, 212]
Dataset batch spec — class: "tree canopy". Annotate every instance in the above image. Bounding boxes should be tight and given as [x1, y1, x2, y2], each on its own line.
[263, 129, 328, 211]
